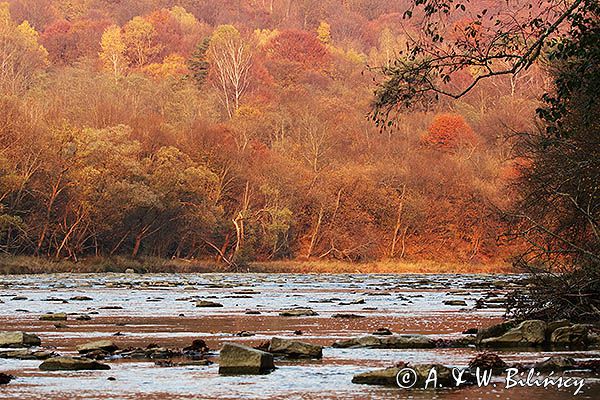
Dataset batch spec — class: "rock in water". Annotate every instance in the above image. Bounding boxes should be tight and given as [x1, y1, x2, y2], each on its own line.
[279, 308, 318, 317]
[39, 357, 111, 371]
[476, 320, 518, 343]
[333, 334, 435, 349]
[218, 343, 274, 375]
[468, 352, 507, 374]
[195, 300, 224, 308]
[269, 338, 323, 359]
[0, 373, 13, 385]
[76, 340, 119, 354]
[39, 313, 67, 321]
[480, 320, 546, 347]
[443, 300, 468, 306]
[352, 364, 471, 388]
[535, 356, 577, 371]
[550, 324, 589, 347]
[0, 332, 42, 348]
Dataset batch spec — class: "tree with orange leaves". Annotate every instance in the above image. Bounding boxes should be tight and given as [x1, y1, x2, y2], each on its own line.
[424, 113, 478, 149]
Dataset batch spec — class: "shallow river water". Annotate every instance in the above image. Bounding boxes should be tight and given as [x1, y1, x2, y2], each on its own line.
[0, 273, 598, 399]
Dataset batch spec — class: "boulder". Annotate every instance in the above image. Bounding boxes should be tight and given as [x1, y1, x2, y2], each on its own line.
[550, 324, 589, 347]
[218, 343, 275, 375]
[70, 296, 93, 301]
[535, 356, 577, 372]
[39, 356, 111, 371]
[468, 352, 508, 374]
[332, 314, 365, 319]
[0, 373, 13, 385]
[351, 367, 401, 386]
[476, 320, 518, 343]
[279, 308, 318, 317]
[443, 300, 468, 306]
[76, 340, 119, 354]
[195, 300, 224, 308]
[39, 313, 67, 321]
[333, 334, 435, 349]
[0, 349, 56, 360]
[480, 320, 546, 347]
[0, 331, 41, 348]
[546, 320, 571, 336]
[268, 337, 323, 359]
[373, 328, 393, 336]
[352, 364, 471, 388]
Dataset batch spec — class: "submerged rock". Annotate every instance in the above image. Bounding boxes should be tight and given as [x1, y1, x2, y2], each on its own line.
[268, 337, 323, 359]
[352, 364, 472, 388]
[0, 349, 56, 360]
[443, 300, 468, 306]
[333, 334, 436, 349]
[332, 313, 365, 319]
[480, 320, 546, 347]
[279, 308, 318, 317]
[195, 300, 224, 308]
[39, 356, 111, 371]
[372, 328, 393, 336]
[70, 296, 93, 301]
[0, 331, 42, 348]
[535, 356, 577, 371]
[39, 313, 67, 321]
[218, 343, 275, 375]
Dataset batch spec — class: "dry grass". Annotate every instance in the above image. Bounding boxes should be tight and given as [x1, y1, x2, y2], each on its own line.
[0, 256, 513, 275]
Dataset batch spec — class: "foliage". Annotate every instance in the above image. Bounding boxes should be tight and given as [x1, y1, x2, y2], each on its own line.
[0, 0, 547, 268]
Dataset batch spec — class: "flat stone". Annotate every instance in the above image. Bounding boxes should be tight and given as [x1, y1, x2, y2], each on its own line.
[269, 337, 323, 359]
[480, 320, 546, 347]
[333, 334, 435, 349]
[444, 300, 468, 306]
[535, 356, 577, 371]
[195, 300, 224, 308]
[76, 340, 119, 354]
[279, 308, 318, 317]
[352, 364, 471, 388]
[218, 343, 274, 375]
[70, 296, 93, 301]
[0, 332, 41, 348]
[0, 349, 56, 360]
[39, 313, 67, 321]
[332, 313, 365, 319]
[39, 357, 111, 371]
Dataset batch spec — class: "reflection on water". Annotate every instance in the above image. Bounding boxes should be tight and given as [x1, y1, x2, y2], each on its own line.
[0, 273, 598, 399]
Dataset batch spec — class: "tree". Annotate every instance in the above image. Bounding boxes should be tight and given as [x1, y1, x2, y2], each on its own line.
[371, 0, 600, 127]
[425, 113, 478, 149]
[99, 25, 126, 79]
[0, 3, 48, 93]
[209, 25, 253, 118]
[316, 20, 331, 45]
[122, 15, 161, 67]
[266, 29, 329, 70]
[188, 37, 210, 88]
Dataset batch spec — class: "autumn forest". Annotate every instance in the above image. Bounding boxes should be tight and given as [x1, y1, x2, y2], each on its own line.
[0, 0, 552, 267]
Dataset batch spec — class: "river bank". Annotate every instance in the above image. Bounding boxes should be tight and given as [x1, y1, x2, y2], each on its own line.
[0, 256, 513, 275]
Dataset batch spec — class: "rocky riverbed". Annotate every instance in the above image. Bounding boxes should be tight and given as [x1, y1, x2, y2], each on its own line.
[0, 273, 599, 399]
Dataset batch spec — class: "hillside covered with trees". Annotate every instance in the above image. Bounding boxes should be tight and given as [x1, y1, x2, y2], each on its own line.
[0, 0, 546, 267]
